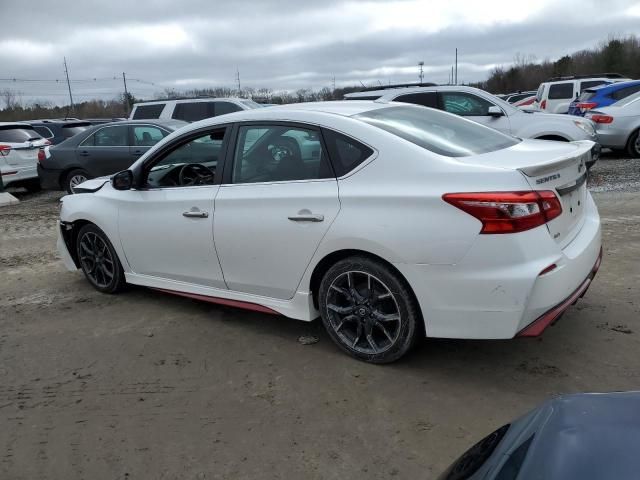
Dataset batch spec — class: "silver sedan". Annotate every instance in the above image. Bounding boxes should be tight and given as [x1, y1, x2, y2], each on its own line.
[586, 92, 640, 157]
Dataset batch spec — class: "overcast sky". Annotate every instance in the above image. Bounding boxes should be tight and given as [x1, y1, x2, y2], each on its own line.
[1, 0, 640, 105]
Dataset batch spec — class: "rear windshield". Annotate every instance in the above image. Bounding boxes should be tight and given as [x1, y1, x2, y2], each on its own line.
[0, 126, 42, 143]
[62, 124, 90, 138]
[577, 90, 597, 102]
[354, 106, 518, 157]
[536, 85, 544, 102]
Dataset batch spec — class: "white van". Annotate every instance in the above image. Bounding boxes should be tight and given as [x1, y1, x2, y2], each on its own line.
[129, 98, 262, 122]
[533, 74, 629, 113]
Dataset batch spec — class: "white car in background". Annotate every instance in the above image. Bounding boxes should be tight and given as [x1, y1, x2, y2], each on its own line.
[345, 86, 600, 167]
[0, 122, 49, 191]
[532, 74, 630, 113]
[57, 101, 601, 363]
[129, 97, 261, 122]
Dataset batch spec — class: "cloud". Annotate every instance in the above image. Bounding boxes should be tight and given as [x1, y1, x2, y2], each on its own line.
[0, 0, 638, 105]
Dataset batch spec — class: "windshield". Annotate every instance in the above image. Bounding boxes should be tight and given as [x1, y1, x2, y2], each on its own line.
[354, 106, 519, 157]
[62, 124, 90, 138]
[536, 85, 544, 102]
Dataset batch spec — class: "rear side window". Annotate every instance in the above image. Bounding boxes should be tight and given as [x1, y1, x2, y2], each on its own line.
[535, 85, 545, 102]
[0, 126, 42, 143]
[395, 92, 438, 108]
[323, 129, 373, 176]
[439, 92, 494, 116]
[172, 102, 215, 122]
[610, 84, 640, 101]
[354, 106, 518, 157]
[215, 101, 242, 116]
[548, 83, 574, 100]
[132, 104, 165, 120]
[33, 126, 54, 139]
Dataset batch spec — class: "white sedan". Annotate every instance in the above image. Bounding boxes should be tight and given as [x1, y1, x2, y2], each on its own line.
[57, 101, 602, 363]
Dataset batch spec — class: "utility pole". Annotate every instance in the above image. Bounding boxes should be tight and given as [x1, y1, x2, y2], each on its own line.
[63, 57, 74, 115]
[418, 61, 424, 84]
[122, 72, 130, 116]
[455, 48, 458, 85]
[236, 69, 241, 95]
[451, 66, 454, 85]
[332, 76, 336, 92]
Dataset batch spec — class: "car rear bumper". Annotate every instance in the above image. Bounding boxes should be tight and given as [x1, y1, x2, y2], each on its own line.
[593, 127, 629, 149]
[0, 164, 37, 186]
[38, 164, 64, 190]
[394, 192, 602, 339]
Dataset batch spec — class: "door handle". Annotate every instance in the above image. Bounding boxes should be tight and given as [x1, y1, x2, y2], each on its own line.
[183, 209, 209, 218]
[288, 213, 324, 222]
[79, 151, 90, 157]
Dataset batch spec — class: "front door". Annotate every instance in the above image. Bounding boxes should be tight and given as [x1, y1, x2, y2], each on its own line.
[438, 91, 512, 134]
[78, 124, 134, 176]
[214, 123, 340, 300]
[117, 128, 227, 288]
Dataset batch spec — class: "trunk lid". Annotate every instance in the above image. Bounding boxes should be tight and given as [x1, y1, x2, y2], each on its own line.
[459, 139, 594, 247]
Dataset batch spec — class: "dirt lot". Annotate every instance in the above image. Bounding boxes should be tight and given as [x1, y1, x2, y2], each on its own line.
[1, 155, 639, 480]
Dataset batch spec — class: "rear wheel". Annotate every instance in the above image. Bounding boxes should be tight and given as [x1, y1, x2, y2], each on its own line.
[65, 169, 91, 194]
[318, 256, 420, 363]
[627, 130, 640, 158]
[76, 224, 126, 293]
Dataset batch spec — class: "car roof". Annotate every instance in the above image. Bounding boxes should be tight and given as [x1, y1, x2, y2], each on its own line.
[93, 119, 187, 128]
[133, 97, 250, 106]
[0, 122, 36, 128]
[586, 79, 640, 92]
[27, 119, 92, 125]
[344, 84, 498, 99]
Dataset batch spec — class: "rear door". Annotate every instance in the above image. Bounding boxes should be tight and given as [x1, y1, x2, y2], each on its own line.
[77, 124, 132, 176]
[438, 91, 512, 134]
[214, 122, 340, 299]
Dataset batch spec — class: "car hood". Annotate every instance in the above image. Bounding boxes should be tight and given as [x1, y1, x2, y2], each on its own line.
[74, 176, 110, 193]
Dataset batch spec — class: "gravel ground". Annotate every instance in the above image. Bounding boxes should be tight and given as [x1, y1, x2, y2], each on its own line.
[0, 155, 639, 479]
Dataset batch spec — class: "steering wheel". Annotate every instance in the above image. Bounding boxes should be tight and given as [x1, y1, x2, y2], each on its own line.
[178, 163, 214, 186]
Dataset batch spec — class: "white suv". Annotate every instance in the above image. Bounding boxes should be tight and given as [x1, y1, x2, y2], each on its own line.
[129, 97, 262, 122]
[0, 122, 49, 191]
[533, 74, 629, 113]
[344, 85, 599, 166]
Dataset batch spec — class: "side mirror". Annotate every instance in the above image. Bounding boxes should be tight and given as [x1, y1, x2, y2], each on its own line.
[111, 170, 133, 190]
[487, 106, 504, 117]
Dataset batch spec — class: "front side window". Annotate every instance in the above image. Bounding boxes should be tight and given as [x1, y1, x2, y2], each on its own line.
[92, 125, 128, 147]
[146, 129, 225, 188]
[440, 92, 494, 116]
[395, 92, 438, 108]
[132, 126, 167, 146]
[232, 125, 332, 184]
[132, 104, 164, 119]
[354, 106, 518, 157]
[548, 83, 574, 100]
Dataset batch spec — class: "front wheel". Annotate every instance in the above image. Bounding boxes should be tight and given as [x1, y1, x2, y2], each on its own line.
[318, 256, 421, 363]
[76, 224, 126, 293]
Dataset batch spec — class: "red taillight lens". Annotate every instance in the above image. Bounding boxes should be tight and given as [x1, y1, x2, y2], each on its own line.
[518, 98, 535, 106]
[442, 191, 562, 234]
[0, 144, 11, 157]
[37, 149, 46, 163]
[540, 100, 547, 110]
[589, 114, 613, 124]
[577, 102, 597, 111]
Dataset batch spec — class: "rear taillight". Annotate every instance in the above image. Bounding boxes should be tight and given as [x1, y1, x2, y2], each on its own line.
[589, 114, 613, 124]
[0, 145, 11, 157]
[518, 98, 535, 106]
[37, 149, 46, 163]
[577, 102, 597, 111]
[540, 100, 547, 110]
[442, 191, 562, 234]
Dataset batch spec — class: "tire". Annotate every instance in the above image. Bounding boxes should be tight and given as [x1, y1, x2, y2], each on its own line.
[318, 256, 420, 364]
[76, 224, 126, 294]
[626, 130, 640, 158]
[65, 169, 91, 194]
